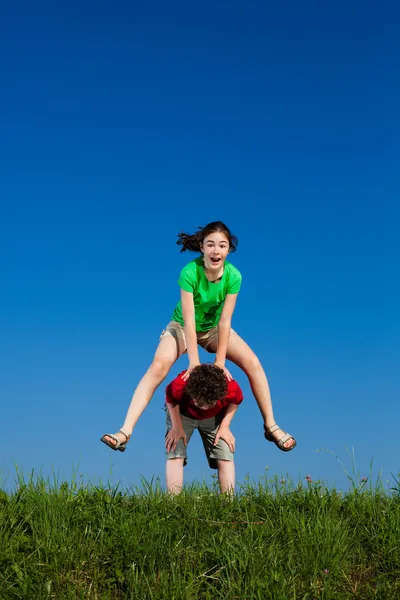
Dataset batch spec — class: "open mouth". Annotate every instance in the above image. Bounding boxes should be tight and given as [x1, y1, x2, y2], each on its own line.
[210, 257, 221, 265]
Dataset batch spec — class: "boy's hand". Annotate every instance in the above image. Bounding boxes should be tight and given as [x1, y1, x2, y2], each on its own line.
[214, 427, 235, 452]
[166, 426, 187, 452]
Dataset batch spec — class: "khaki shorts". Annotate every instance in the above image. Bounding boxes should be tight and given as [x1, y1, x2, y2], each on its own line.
[165, 411, 234, 469]
[160, 320, 235, 353]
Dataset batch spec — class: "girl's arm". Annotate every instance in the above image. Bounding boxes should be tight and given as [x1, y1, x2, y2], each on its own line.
[181, 289, 200, 379]
[215, 293, 238, 379]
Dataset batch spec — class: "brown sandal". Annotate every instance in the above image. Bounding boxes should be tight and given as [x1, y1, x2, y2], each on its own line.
[264, 424, 296, 452]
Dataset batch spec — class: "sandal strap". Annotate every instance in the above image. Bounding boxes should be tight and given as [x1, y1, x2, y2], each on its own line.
[265, 424, 279, 434]
[104, 433, 119, 443]
[118, 429, 131, 441]
[278, 433, 293, 445]
[101, 433, 121, 448]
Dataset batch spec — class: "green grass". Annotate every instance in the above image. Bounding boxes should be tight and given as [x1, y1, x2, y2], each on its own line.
[1, 472, 399, 599]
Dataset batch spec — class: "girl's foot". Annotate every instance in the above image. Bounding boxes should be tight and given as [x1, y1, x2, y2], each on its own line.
[264, 424, 296, 452]
[100, 429, 130, 452]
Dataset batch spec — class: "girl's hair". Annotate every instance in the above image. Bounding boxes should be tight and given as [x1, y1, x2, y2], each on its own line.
[176, 221, 238, 253]
[185, 363, 228, 408]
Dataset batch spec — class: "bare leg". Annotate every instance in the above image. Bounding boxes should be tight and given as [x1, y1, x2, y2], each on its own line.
[217, 460, 235, 495]
[208, 331, 295, 449]
[166, 458, 184, 494]
[103, 333, 186, 446]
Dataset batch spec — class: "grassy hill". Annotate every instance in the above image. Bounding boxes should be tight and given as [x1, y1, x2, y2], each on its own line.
[0, 474, 399, 599]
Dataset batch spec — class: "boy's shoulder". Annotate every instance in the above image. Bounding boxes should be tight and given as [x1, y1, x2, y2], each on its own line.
[226, 378, 243, 402]
[166, 371, 187, 401]
[167, 370, 243, 404]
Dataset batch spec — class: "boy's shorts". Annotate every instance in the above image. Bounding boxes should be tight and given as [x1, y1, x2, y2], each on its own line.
[165, 411, 234, 470]
[160, 320, 236, 353]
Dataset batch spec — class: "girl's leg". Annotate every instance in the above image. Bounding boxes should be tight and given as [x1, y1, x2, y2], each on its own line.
[166, 458, 185, 494]
[208, 331, 295, 449]
[104, 333, 186, 446]
[216, 460, 235, 495]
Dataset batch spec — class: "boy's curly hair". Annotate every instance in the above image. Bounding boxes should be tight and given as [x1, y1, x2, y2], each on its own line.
[185, 363, 228, 408]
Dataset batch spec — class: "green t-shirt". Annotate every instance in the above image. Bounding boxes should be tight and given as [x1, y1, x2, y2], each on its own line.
[171, 257, 242, 332]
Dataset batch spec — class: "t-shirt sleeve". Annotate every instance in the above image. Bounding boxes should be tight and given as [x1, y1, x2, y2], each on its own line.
[177, 262, 196, 293]
[166, 374, 186, 404]
[165, 382, 176, 404]
[227, 267, 242, 294]
[226, 381, 244, 405]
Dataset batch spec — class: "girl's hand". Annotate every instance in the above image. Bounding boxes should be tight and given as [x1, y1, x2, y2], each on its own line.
[165, 426, 187, 452]
[214, 427, 235, 452]
[182, 361, 200, 381]
[214, 360, 233, 382]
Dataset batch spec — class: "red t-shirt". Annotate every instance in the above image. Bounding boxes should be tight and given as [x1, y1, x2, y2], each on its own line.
[165, 371, 243, 419]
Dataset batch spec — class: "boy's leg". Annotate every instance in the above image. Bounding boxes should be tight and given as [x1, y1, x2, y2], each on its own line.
[198, 416, 235, 493]
[166, 458, 185, 494]
[216, 460, 235, 495]
[165, 413, 197, 494]
[103, 328, 186, 446]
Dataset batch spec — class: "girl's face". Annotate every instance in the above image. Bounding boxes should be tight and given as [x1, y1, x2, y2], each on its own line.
[201, 232, 230, 270]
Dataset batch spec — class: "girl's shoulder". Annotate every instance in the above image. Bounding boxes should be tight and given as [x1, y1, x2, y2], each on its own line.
[180, 256, 203, 274]
[180, 257, 242, 282]
[178, 257, 203, 286]
[225, 260, 242, 280]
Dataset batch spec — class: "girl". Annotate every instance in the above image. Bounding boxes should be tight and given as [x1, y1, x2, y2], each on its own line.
[101, 221, 296, 452]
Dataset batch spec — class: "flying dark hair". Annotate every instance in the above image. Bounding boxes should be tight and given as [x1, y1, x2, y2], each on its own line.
[176, 221, 238, 253]
[185, 363, 228, 408]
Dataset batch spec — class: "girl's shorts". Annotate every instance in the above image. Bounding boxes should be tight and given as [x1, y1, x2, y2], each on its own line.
[160, 321, 235, 353]
[165, 411, 234, 470]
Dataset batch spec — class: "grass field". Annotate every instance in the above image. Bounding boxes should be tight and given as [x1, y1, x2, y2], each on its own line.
[1, 471, 399, 599]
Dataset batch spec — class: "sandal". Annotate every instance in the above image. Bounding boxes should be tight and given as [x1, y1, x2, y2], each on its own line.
[100, 429, 130, 452]
[264, 424, 296, 452]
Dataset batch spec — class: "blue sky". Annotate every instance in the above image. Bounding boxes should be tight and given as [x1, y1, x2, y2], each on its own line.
[1, 1, 399, 493]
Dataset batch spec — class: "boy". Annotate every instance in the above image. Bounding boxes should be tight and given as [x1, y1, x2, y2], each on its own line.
[165, 363, 243, 494]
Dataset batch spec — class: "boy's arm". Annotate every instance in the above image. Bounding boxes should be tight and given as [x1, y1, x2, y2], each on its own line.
[213, 402, 239, 452]
[165, 401, 187, 452]
[215, 293, 239, 381]
[219, 402, 238, 429]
